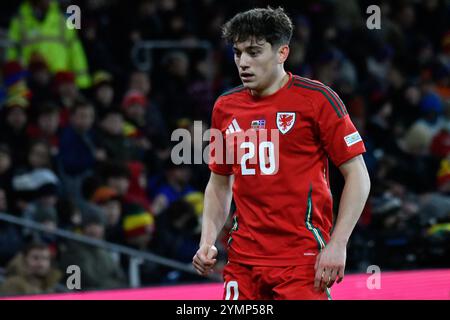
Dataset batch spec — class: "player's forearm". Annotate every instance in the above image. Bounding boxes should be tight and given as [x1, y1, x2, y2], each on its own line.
[331, 160, 371, 246]
[200, 176, 233, 247]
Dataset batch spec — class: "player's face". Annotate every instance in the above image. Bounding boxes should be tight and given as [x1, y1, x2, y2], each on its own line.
[233, 38, 283, 92]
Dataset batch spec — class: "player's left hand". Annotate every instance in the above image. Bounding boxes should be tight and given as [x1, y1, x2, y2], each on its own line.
[314, 240, 347, 292]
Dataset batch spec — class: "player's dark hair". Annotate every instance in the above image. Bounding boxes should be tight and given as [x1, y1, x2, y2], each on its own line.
[222, 6, 293, 48]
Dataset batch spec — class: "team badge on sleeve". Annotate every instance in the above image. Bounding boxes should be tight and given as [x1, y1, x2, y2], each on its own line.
[344, 132, 362, 146]
[276, 112, 296, 134]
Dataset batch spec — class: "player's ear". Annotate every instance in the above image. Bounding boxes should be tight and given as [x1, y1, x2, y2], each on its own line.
[278, 44, 289, 64]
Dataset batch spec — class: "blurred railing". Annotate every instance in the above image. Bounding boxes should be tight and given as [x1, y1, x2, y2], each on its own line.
[0, 212, 219, 289]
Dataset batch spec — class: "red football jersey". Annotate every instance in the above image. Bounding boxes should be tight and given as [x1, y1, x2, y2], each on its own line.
[209, 72, 366, 266]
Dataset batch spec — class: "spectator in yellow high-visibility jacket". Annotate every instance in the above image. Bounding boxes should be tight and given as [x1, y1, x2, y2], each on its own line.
[7, 0, 91, 88]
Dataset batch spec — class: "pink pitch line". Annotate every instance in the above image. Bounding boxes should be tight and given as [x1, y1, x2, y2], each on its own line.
[2, 269, 449, 300]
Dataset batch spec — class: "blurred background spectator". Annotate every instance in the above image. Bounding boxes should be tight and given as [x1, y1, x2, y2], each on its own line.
[0, 240, 61, 296]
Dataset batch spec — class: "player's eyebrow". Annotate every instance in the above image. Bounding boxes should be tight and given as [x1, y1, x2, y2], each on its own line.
[233, 45, 263, 52]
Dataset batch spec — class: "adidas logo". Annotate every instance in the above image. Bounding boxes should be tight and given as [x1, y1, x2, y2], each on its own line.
[225, 119, 242, 135]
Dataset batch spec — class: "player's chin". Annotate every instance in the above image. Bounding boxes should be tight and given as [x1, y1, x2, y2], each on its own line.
[241, 80, 258, 89]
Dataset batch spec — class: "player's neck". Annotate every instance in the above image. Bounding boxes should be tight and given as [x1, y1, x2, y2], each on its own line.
[250, 70, 289, 98]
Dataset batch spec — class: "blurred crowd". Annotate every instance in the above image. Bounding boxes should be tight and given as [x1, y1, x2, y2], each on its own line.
[0, 0, 449, 296]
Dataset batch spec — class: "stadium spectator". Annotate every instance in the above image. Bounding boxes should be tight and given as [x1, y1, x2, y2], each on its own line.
[90, 71, 115, 117]
[57, 101, 105, 202]
[1, 60, 31, 105]
[27, 55, 52, 108]
[153, 199, 200, 283]
[0, 240, 61, 296]
[121, 89, 153, 160]
[128, 70, 169, 147]
[152, 163, 198, 216]
[95, 109, 138, 162]
[0, 96, 30, 168]
[11, 168, 59, 234]
[30, 204, 59, 256]
[7, 0, 91, 88]
[90, 186, 124, 244]
[59, 208, 127, 290]
[154, 51, 196, 127]
[26, 102, 61, 155]
[120, 202, 159, 285]
[124, 161, 151, 209]
[26, 140, 53, 170]
[101, 161, 130, 198]
[122, 202, 154, 250]
[0, 188, 23, 266]
[52, 71, 81, 127]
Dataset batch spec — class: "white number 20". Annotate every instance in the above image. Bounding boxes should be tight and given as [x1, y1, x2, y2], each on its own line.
[240, 141, 276, 175]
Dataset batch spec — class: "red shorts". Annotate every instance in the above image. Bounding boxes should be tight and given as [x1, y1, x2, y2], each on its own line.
[223, 262, 332, 300]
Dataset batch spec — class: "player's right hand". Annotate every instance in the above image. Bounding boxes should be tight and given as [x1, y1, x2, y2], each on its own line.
[192, 244, 218, 276]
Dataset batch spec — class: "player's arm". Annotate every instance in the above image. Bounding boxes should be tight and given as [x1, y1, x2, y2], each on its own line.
[193, 172, 233, 276]
[314, 154, 371, 291]
[333, 154, 371, 247]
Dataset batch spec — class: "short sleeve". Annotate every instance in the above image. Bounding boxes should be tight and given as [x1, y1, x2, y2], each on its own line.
[315, 93, 366, 167]
[208, 99, 233, 175]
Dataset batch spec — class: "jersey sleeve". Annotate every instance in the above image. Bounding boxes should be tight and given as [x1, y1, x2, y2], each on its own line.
[208, 98, 233, 175]
[315, 92, 366, 167]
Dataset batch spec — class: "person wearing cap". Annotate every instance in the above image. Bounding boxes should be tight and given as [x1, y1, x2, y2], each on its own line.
[59, 205, 127, 290]
[1, 61, 32, 102]
[127, 70, 169, 146]
[53, 71, 81, 127]
[121, 89, 149, 138]
[122, 202, 154, 250]
[121, 89, 162, 163]
[6, 0, 91, 88]
[120, 202, 161, 285]
[27, 54, 53, 107]
[12, 168, 60, 219]
[91, 71, 115, 116]
[402, 92, 446, 155]
[90, 186, 124, 244]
